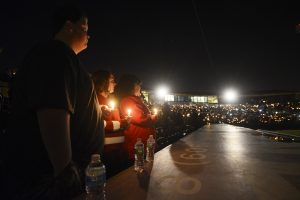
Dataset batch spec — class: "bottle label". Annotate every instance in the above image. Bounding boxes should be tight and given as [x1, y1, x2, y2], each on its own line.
[135, 146, 144, 167]
[135, 148, 144, 158]
[146, 145, 154, 161]
[85, 173, 106, 188]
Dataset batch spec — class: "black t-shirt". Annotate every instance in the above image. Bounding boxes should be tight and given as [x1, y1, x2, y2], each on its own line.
[3, 40, 103, 186]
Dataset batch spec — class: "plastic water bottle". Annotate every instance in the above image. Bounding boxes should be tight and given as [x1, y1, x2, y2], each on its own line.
[134, 138, 144, 171]
[146, 135, 155, 162]
[85, 154, 106, 199]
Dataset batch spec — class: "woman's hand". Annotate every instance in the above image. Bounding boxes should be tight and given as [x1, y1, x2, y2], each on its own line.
[101, 105, 111, 118]
[120, 117, 131, 130]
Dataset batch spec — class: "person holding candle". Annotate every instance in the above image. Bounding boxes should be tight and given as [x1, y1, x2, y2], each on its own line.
[92, 69, 130, 178]
[115, 74, 157, 165]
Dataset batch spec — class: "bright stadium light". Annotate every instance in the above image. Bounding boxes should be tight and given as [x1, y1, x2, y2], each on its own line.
[156, 86, 169, 99]
[223, 89, 238, 103]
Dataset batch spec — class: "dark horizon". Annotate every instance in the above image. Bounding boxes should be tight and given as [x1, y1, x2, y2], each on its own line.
[1, 1, 300, 93]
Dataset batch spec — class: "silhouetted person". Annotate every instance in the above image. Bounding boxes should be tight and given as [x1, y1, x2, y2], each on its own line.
[1, 4, 104, 199]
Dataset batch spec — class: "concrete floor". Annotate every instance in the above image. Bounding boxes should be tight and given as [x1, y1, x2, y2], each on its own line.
[105, 124, 300, 200]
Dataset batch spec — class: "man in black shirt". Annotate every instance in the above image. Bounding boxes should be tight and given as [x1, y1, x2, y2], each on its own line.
[2, 4, 104, 199]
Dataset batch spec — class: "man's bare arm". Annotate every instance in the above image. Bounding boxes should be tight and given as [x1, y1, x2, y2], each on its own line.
[37, 109, 72, 177]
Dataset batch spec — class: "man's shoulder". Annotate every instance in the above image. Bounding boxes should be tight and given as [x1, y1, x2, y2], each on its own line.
[28, 40, 74, 59]
[22, 40, 79, 70]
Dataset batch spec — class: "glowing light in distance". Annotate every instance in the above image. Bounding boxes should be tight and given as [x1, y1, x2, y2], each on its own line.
[223, 89, 238, 103]
[156, 86, 169, 99]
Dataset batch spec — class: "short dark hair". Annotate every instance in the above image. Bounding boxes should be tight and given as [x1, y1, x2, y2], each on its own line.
[92, 70, 112, 94]
[115, 74, 142, 100]
[52, 4, 87, 36]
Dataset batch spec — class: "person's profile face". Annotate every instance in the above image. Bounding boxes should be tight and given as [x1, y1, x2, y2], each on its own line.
[107, 74, 116, 94]
[71, 17, 89, 53]
[133, 83, 141, 97]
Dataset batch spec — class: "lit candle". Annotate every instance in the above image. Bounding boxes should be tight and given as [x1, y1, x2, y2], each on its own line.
[127, 109, 132, 117]
[109, 101, 115, 110]
[153, 108, 158, 115]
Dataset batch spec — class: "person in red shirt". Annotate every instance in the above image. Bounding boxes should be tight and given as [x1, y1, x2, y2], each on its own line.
[92, 70, 129, 178]
[115, 74, 157, 164]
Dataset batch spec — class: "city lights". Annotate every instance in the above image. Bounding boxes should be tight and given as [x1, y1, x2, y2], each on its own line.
[168, 100, 300, 126]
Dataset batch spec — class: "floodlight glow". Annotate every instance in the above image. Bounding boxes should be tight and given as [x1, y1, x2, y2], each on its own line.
[156, 86, 169, 98]
[224, 89, 238, 103]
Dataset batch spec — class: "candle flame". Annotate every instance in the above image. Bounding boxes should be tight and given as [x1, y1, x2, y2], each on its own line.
[109, 101, 115, 110]
[127, 109, 132, 117]
[153, 108, 158, 115]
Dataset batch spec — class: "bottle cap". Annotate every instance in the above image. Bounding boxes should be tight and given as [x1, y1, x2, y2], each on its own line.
[91, 154, 100, 161]
[149, 135, 154, 139]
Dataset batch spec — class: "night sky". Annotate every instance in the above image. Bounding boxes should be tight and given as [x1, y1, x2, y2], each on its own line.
[1, 1, 300, 94]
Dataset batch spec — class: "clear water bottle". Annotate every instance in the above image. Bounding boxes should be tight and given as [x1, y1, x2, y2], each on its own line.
[134, 138, 144, 171]
[146, 135, 155, 162]
[85, 154, 106, 200]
